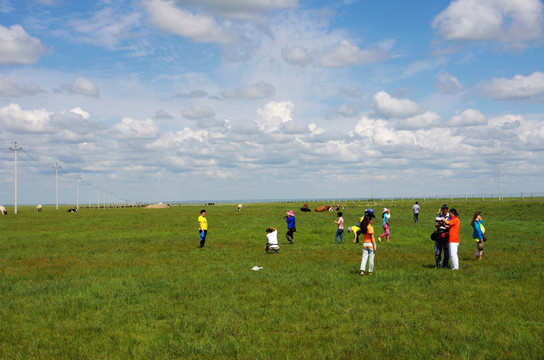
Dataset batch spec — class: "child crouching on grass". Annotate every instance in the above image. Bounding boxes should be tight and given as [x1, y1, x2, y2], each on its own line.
[360, 208, 377, 276]
[265, 227, 280, 254]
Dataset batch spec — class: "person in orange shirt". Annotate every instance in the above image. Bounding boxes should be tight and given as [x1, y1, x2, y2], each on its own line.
[443, 208, 460, 270]
[359, 208, 377, 276]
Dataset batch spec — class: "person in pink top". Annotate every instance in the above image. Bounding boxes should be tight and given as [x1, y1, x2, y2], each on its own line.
[334, 212, 344, 244]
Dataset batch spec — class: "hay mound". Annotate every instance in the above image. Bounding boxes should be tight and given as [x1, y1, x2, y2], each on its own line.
[145, 203, 170, 209]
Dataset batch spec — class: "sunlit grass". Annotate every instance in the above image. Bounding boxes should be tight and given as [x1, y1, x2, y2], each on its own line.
[0, 199, 542, 359]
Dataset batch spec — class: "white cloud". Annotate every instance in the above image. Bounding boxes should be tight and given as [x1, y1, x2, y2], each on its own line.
[144, 0, 234, 43]
[110, 117, 160, 139]
[182, 0, 298, 20]
[0, 76, 44, 96]
[222, 81, 276, 99]
[68, 107, 90, 119]
[0, 103, 52, 132]
[255, 100, 293, 132]
[433, 0, 544, 43]
[0, 24, 46, 64]
[397, 111, 443, 130]
[182, 105, 216, 119]
[373, 91, 422, 118]
[66, 7, 142, 49]
[326, 104, 359, 119]
[0, 0, 14, 13]
[447, 108, 487, 127]
[477, 71, 544, 100]
[154, 109, 173, 119]
[319, 40, 389, 67]
[64, 76, 99, 97]
[282, 45, 312, 65]
[434, 73, 464, 94]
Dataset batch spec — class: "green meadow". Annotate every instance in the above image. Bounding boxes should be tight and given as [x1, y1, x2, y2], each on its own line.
[0, 199, 542, 359]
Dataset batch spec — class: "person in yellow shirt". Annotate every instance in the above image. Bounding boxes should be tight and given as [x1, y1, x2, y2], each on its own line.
[198, 209, 208, 248]
[347, 225, 362, 243]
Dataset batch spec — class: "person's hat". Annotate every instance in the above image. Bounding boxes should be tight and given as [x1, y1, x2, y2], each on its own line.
[365, 208, 376, 218]
[347, 227, 352, 233]
[287, 210, 295, 216]
[449, 208, 459, 216]
[441, 204, 449, 209]
[382, 208, 389, 213]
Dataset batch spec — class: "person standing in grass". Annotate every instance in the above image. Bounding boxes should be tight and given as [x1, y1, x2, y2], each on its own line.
[434, 204, 451, 269]
[379, 208, 390, 242]
[412, 201, 420, 223]
[360, 208, 377, 276]
[334, 212, 345, 244]
[285, 210, 296, 244]
[442, 208, 461, 270]
[198, 209, 208, 248]
[471, 211, 486, 260]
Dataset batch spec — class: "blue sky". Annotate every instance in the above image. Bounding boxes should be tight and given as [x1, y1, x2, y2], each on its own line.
[1, 0, 543, 205]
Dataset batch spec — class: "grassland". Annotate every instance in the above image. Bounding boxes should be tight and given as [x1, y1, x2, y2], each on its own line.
[0, 199, 543, 359]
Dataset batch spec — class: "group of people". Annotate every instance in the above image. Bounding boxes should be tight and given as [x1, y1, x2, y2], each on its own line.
[197, 203, 487, 274]
[433, 204, 487, 270]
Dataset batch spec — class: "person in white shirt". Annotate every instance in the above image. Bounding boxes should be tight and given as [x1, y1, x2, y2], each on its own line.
[412, 201, 420, 223]
[265, 227, 280, 253]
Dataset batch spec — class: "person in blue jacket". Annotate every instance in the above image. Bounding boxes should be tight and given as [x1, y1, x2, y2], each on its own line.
[471, 211, 486, 260]
[285, 210, 296, 244]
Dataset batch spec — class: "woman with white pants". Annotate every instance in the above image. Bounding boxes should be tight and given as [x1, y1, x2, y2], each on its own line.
[443, 208, 461, 270]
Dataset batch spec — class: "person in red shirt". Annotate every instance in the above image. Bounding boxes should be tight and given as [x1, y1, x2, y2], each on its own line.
[443, 208, 460, 270]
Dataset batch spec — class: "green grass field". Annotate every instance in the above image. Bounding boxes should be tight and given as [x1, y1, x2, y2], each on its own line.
[1, 199, 543, 359]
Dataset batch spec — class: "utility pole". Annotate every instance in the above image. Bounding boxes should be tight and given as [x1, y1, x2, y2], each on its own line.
[75, 174, 82, 210]
[87, 182, 92, 209]
[53, 162, 61, 210]
[371, 170, 375, 203]
[96, 187, 100, 209]
[10, 142, 22, 214]
[498, 152, 502, 201]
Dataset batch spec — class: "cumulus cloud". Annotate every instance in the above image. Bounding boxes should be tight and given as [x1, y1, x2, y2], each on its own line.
[144, 0, 234, 43]
[434, 72, 464, 94]
[433, 0, 544, 43]
[68, 107, 90, 119]
[373, 91, 422, 118]
[397, 111, 443, 130]
[282, 45, 312, 65]
[0, 24, 46, 64]
[477, 71, 544, 100]
[319, 40, 389, 67]
[255, 100, 293, 132]
[0, 77, 44, 96]
[0, 103, 52, 132]
[63, 76, 99, 97]
[447, 108, 487, 127]
[182, 105, 216, 119]
[222, 81, 275, 100]
[110, 117, 161, 139]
